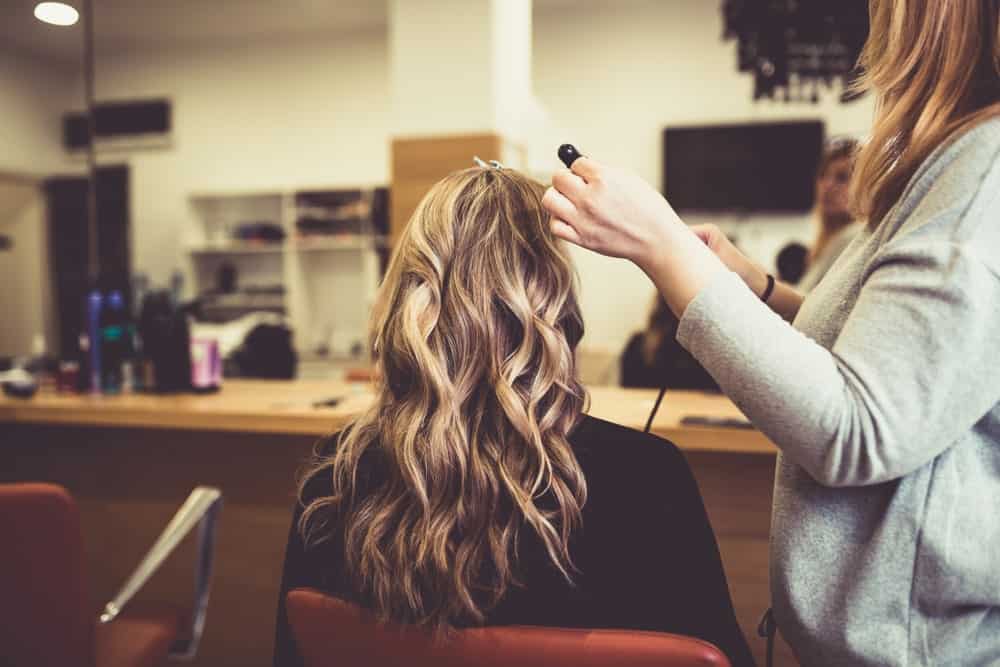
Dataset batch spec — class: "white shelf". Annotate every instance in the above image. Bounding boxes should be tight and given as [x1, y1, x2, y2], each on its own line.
[292, 236, 388, 252]
[187, 237, 387, 255]
[190, 190, 283, 201]
[202, 293, 285, 305]
[187, 242, 285, 255]
[187, 186, 386, 359]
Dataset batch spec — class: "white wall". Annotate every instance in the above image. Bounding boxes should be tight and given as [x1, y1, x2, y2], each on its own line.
[75, 0, 875, 353]
[0, 49, 76, 175]
[88, 31, 391, 285]
[392, 0, 497, 137]
[0, 50, 72, 358]
[0, 182, 54, 358]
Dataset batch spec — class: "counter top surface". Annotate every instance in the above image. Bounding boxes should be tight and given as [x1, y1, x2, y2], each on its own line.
[0, 380, 775, 455]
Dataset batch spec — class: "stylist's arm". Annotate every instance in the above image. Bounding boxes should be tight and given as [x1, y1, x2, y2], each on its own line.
[543, 124, 1000, 667]
[542, 2, 1000, 665]
[543, 144, 1000, 485]
[543, 158, 802, 321]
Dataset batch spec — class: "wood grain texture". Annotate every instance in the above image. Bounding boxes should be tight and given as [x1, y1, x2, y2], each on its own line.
[0, 381, 776, 455]
[390, 133, 508, 246]
[684, 451, 798, 666]
[0, 380, 368, 436]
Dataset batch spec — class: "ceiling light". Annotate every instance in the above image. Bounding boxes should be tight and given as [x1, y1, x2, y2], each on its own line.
[34, 2, 79, 27]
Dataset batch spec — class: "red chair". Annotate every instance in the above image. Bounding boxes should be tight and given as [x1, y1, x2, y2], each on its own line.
[0, 483, 222, 667]
[344, 366, 377, 384]
[286, 588, 732, 667]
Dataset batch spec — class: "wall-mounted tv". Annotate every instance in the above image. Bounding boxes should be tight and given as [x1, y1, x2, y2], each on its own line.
[663, 120, 824, 214]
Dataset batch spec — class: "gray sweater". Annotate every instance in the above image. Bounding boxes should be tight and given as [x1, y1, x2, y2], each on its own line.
[797, 223, 861, 293]
[677, 117, 1000, 667]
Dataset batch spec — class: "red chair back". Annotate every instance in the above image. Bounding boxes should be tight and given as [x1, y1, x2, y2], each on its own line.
[0, 483, 95, 667]
[286, 588, 732, 667]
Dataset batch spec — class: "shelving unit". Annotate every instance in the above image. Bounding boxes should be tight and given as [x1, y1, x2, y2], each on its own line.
[185, 186, 389, 360]
[291, 237, 388, 252]
[187, 243, 285, 255]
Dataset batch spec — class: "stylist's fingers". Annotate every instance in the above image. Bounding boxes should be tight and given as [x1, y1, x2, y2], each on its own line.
[548, 151, 680, 263]
[552, 168, 587, 203]
[689, 223, 719, 246]
[690, 223, 728, 254]
[543, 187, 592, 247]
[568, 156, 602, 184]
[542, 186, 578, 223]
[550, 218, 582, 245]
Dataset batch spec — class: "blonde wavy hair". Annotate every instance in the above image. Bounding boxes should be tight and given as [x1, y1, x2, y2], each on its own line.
[851, 0, 1000, 226]
[299, 167, 588, 633]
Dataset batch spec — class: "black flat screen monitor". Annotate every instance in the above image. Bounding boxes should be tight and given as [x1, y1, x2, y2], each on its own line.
[663, 121, 824, 214]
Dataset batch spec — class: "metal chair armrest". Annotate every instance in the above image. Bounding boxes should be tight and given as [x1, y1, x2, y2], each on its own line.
[97, 486, 223, 660]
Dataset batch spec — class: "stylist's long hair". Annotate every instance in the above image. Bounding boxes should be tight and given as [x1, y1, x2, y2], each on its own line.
[852, 0, 1000, 226]
[299, 167, 588, 633]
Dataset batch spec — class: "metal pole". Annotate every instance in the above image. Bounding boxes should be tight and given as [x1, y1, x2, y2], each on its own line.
[83, 0, 98, 285]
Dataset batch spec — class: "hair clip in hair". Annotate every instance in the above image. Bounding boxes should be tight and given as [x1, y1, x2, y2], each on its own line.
[473, 156, 505, 170]
[825, 135, 860, 150]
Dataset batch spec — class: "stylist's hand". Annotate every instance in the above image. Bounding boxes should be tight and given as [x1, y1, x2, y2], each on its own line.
[689, 223, 769, 294]
[542, 157, 683, 270]
[543, 155, 736, 317]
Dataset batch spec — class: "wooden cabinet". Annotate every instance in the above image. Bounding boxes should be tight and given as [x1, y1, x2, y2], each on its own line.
[390, 133, 524, 246]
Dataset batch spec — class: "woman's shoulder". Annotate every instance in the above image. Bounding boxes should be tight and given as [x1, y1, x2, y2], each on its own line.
[875, 115, 1000, 260]
[571, 414, 688, 477]
[894, 116, 1000, 227]
[920, 115, 1000, 185]
[569, 415, 700, 519]
[831, 222, 862, 248]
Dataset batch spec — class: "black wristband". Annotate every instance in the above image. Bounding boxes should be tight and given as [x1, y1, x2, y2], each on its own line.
[760, 273, 776, 303]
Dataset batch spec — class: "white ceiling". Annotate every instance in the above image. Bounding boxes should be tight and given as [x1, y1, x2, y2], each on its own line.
[0, 0, 596, 65]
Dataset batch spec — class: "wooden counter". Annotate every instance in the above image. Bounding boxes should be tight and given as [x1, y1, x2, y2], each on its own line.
[1, 381, 794, 666]
[0, 380, 775, 455]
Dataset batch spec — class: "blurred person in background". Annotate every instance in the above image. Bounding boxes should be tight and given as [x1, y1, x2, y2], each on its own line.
[774, 241, 809, 285]
[620, 294, 719, 391]
[797, 137, 861, 292]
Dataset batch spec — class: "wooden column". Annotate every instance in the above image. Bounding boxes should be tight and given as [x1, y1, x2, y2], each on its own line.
[389, 133, 527, 244]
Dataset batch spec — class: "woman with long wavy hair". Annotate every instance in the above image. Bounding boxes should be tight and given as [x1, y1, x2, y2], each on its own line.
[273, 167, 754, 666]
[543, 0, 1000, 664]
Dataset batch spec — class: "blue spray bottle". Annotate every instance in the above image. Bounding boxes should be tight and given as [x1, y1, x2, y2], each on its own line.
[100, 290, 126, 394]
[86, 289, 103, 393]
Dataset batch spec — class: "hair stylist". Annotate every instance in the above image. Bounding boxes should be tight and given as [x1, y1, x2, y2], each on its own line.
[542, 1, 1000, 665]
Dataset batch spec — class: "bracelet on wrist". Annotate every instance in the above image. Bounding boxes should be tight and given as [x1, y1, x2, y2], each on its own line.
[760, 273, 776, 303]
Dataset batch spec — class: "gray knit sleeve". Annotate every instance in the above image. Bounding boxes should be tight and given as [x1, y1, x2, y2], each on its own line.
[798, 224, 860, 293]
[676, 190, 1000, 487]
